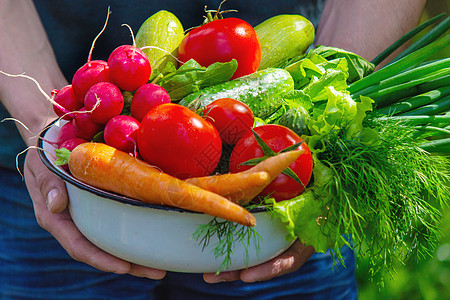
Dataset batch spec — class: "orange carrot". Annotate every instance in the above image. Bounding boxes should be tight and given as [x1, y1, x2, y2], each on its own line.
[243, 149, 304, 179]
[185, 171, 270, 204]
[68, 142, 256, 227]
[185, 150, 304, 205]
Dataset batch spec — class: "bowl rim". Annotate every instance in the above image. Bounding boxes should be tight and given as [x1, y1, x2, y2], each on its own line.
[37, 119, 268, 214]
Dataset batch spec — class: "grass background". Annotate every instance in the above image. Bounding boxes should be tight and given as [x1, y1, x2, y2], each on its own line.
[357, 209, 450, 299]
[356, 1, 449, 298]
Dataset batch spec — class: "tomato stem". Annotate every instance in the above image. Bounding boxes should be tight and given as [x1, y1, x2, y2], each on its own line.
[238, 129, 305, 187]
[203, 0, 238, 24]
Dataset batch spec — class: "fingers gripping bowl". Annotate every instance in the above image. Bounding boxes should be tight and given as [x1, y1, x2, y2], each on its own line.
[37, 120, 294, 273]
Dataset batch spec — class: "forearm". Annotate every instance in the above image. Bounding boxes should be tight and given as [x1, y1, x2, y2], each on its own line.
[316, 0, 426, 62]
[0, 0, 67, 146]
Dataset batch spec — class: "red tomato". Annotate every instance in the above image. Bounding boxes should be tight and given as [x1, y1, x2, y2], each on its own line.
[229, 124, 313, 201]
[203, 98, 254, 145]
[137, 103, 222, 179]
[178, 17, 261, 79]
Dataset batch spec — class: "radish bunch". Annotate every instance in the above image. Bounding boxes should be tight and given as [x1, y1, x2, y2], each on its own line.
[54, 44, 171, 155]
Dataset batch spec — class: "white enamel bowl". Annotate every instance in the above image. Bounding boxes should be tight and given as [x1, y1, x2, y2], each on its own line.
[37, 119, 294, 273]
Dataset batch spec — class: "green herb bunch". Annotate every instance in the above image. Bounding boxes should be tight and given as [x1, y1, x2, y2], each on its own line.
[316, 116, 449, 281]
[193, 216, 262, 274]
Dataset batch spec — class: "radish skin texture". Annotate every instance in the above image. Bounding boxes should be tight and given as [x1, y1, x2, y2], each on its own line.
[131, 83, 171, 122]
[68, 143, 256, 227]
[108, 45, 152, 91]
[72, 108, 104, 140]
[59, 138, 88, 152]
[84, 82, 124, 124]
[104, 115, 140, 153]
[52, 85, 82, 120]
[57, 122, 77, 148]
[72, 60, 112, 101]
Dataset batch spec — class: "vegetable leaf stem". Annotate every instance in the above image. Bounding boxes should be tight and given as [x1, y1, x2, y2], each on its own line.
[193, 217, 262, 274]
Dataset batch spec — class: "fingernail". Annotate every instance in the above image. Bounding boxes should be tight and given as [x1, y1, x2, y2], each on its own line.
[46, 188, 59, 212]
[145, 271, 166, 280]
[207, 275, 226, 283]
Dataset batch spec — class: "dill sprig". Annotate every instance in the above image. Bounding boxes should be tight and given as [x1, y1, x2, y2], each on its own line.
[317, 116, 449, 281]
[193, 216, 262, 274]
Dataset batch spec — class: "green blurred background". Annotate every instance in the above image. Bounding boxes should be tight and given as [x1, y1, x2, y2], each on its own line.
[356, 1, 449, 299]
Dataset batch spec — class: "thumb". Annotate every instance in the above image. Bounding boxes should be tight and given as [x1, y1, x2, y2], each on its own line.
[25, 149, 69, 213]
[46, 185, 68, 213]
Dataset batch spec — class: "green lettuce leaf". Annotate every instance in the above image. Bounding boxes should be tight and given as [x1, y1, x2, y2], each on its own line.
[268, 155, 346, 254]
[303, 66, 349, 102]
[269, 191, 333, 252]
[312, 45, 375, 83]
[346, 95, 380, 145]
[308, 87, 357, 136]
[284, 55, 350, 94]
[284, 54, 326, 89]
[158, 59, 238, 101]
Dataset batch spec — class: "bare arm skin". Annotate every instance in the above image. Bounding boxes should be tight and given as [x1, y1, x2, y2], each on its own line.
[0, 0, 165, 280]
[316, 0, 427, 64]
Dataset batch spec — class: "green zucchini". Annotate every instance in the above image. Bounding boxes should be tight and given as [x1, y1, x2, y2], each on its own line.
[135, 10, 185, 77]
[179, 68, 294, 119]
[255, 14, 315, 70]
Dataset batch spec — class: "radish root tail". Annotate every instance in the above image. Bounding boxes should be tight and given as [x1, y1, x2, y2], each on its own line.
[14, 146, 54, 180]
[87, 6, 111, 63]
[121, 24, 136, 47]
[139, 46, 184, 64]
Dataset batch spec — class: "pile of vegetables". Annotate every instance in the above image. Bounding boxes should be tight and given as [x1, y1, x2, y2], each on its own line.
[39, 3, 449, 283]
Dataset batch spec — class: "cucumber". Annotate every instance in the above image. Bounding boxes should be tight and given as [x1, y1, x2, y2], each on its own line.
[255, 14, 315, 70]
[135, 11, 184, 77]
[179, 68, 294, 119]
[277, 106, 311, 136]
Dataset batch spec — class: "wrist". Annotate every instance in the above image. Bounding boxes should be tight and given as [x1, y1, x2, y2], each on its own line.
[1, 71, 66, 147]
[316, 0, 426, 61]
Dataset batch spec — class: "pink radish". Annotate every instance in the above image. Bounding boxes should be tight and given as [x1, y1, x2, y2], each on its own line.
[58, 137, 88, 170]
[57, 122, 77, 147]
[108, 45, 151, 91]
[84, 82, 124, 124]
[72, 60, 112, 101]
[51, 85, 82, 120]
[72, 107, 104, 140]
[104, 115, 140, 153]
[130, 83, 171, 122]
[59, 137, 88, 151]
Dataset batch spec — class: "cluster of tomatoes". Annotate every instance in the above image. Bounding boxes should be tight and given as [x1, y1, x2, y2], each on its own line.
[54, 13, 312, 202]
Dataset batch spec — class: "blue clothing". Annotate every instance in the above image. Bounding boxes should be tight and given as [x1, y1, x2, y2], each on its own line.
[0, 104, 27, 170]
[0, 0, 358, 298]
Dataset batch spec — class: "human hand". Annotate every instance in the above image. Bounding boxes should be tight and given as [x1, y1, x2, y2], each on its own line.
[23, 149, 166, 279]
[203, 239, 315, 283]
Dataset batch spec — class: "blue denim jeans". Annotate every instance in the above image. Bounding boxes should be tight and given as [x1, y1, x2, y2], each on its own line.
[0, 167, 357, 299]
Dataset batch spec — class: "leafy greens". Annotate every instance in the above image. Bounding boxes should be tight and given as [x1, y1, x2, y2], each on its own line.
[268, 50, 449, 281]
